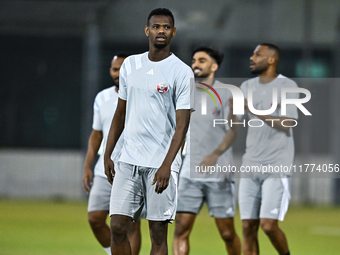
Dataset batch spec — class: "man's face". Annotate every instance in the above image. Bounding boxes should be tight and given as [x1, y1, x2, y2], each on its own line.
[110, 57, 125, 86]
[250, 45, 270, 75]
[192, 51, 217, 78]
[145, 15, 176, 49]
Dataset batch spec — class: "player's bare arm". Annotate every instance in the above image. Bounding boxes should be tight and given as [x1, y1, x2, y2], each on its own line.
[199, 128, 238, 167]
[199, 98, 238, 168]
[152, 109, 191, 194]
[103, 98, 126, 184]
[83, 129, 103, 194]
[180, 139, 186, 155]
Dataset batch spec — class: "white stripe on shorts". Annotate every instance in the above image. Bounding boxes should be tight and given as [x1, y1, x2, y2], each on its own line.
[278, 177, 291, 221]
[231, 181, 236, 211]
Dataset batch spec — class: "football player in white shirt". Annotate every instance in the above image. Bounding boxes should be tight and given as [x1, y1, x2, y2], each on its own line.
[173, 46, 241, 255]
[104, 8, 194, 255]
[82, 53, 141, 255]
[229, 43, 295, 255]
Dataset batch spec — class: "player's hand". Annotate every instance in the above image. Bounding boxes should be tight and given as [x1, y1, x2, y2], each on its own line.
[151, 165, 171, 194]
[199, 153, 219, 173]
[104, 157, 115, 184]
[82, 166, 93, 194]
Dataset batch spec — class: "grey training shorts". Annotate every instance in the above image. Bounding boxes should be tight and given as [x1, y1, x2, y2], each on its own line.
[88, 175, 112, 212]
[177, 177, 236, 218]
[109, 162, 178, 223]
[239, 175, 291, 221]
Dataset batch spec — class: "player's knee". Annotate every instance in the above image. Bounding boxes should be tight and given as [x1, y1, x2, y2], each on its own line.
[174, 218, 191, 238]
[242, 220, 258, 237]
[260, 221, 277, 237]
[151, 232, 167, 247]
[88, 213, 103, 229]
[151, 236, 167, 250]
[110, 219, 129, 237]
[220, 229, 235, 243]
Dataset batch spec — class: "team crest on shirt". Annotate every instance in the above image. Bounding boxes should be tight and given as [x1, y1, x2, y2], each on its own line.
[212, 107, 221, 117]
[157, 82, 168, 94]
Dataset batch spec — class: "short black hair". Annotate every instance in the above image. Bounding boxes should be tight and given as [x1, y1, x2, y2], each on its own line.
[147, 8, 175, 26]
[260, 43, 280, 59]
[114, 52, 130, 59]
[192, 45, 224, 67]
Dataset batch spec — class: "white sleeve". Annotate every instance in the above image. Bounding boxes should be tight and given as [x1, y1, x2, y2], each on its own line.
[92, 94, 102, 131]
[118, 59, 128, 101]
[175, 67, 195, 111]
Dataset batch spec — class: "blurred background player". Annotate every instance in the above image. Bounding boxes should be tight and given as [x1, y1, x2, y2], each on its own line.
[173, 46, 241, 255]
[104, 8, 194, 255]
[82, 53, 141, 255]
[229, 43, 298, 255]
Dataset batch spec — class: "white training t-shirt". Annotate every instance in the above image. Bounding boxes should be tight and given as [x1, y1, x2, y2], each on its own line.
[118, 52, 194, 172]
[92, 86, 123, 178]
[238, 75, 299, 174]
[181, 80, 235, 181]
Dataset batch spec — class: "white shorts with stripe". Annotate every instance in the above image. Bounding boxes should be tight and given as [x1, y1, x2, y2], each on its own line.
[239, 175, 291, 221]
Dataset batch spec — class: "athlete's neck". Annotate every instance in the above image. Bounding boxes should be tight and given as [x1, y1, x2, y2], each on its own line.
[148, 47, 171, 62]
[199, 76, 215, 86]
[258, 69, 278, 84]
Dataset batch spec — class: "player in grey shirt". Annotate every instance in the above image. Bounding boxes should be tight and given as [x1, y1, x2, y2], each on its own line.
[104, 8, 194, 255]
[173, 46, 241, 255]
[229, 43, 297, 255]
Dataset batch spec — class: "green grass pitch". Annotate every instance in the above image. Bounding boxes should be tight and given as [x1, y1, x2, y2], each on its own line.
[1, 200, 340, 254]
